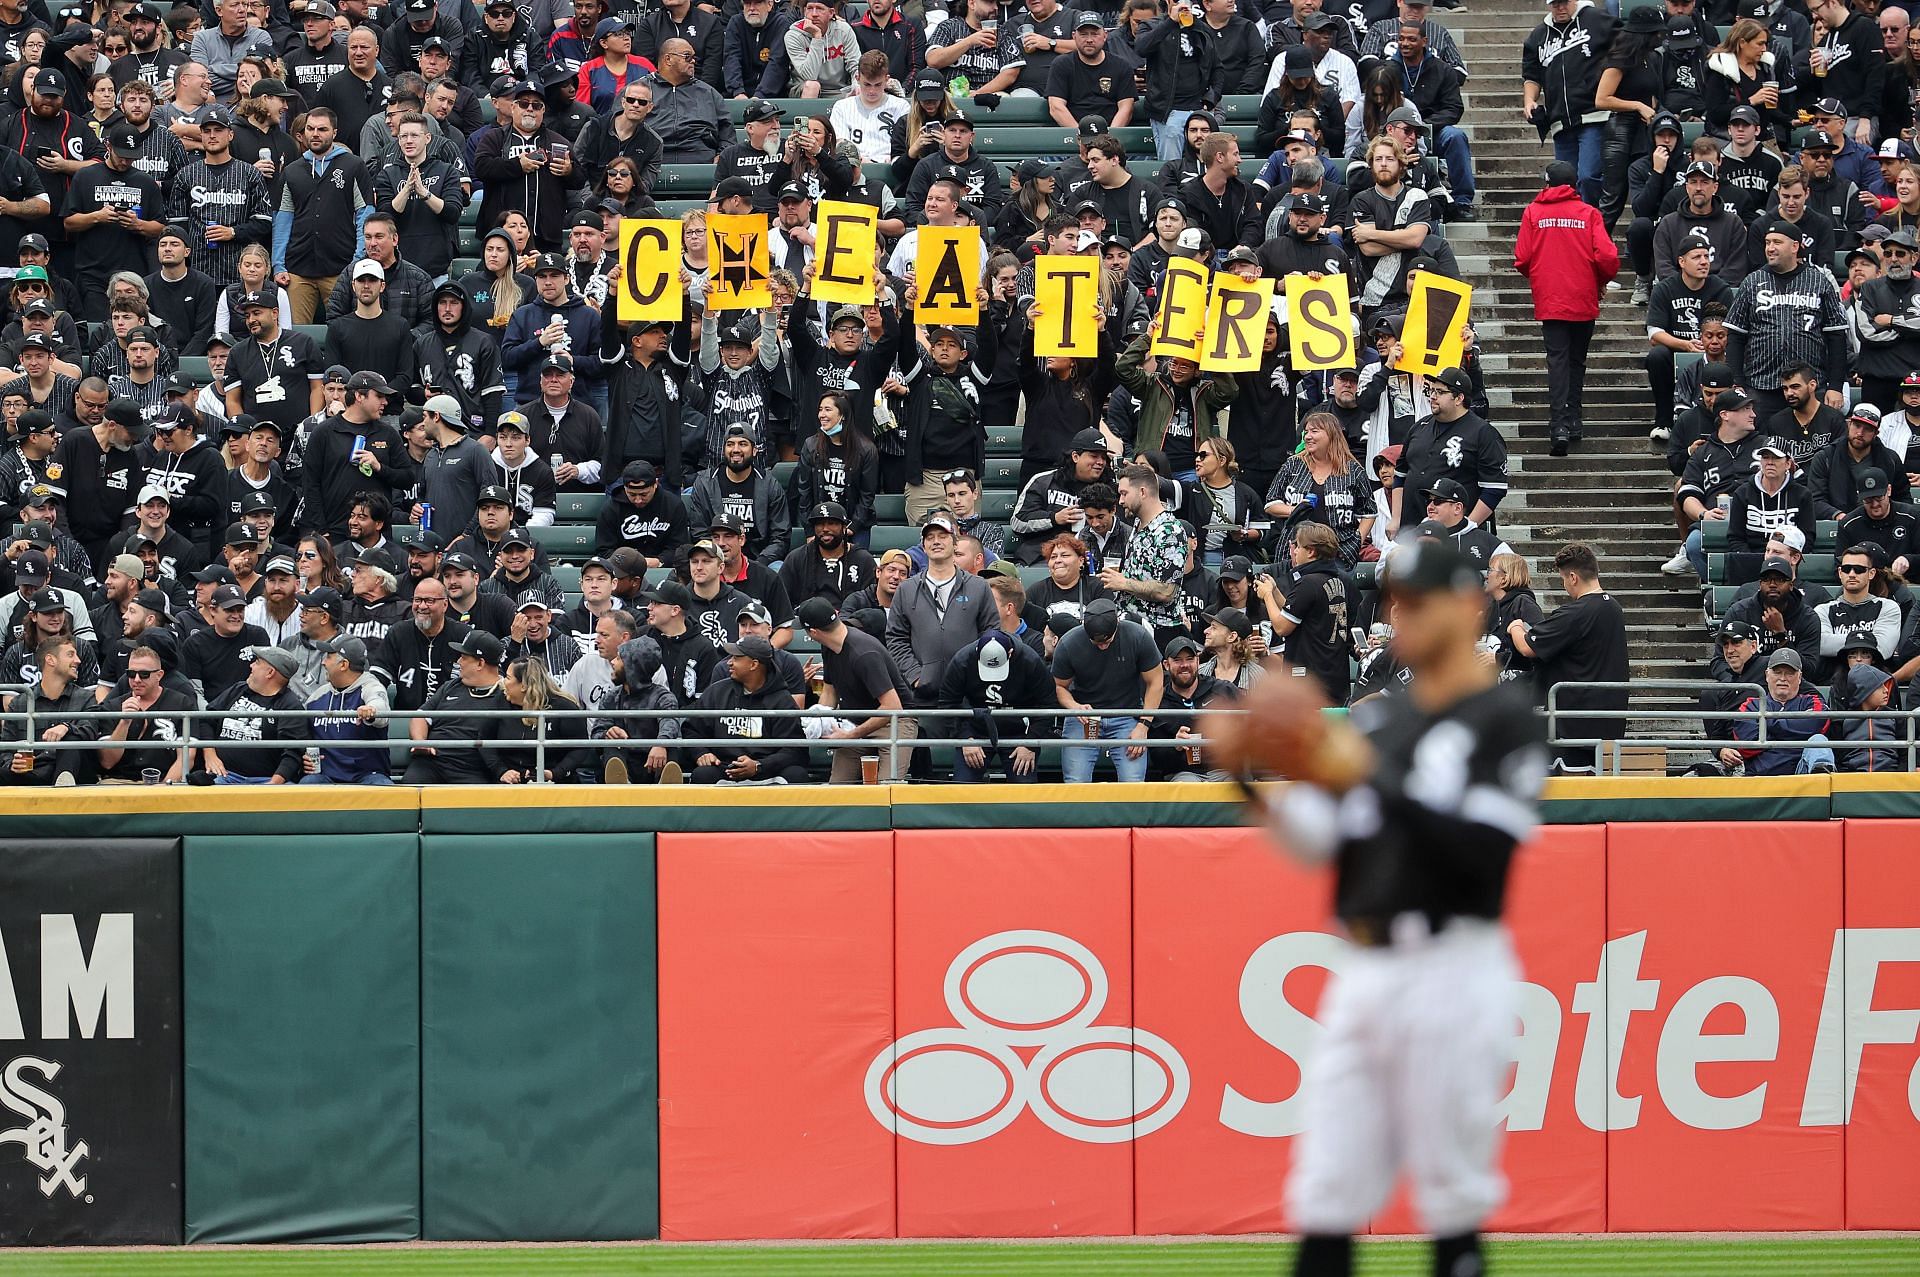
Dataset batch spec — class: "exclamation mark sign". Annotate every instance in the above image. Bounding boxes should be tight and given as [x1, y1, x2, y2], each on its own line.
[1411, 283, 1466, 377]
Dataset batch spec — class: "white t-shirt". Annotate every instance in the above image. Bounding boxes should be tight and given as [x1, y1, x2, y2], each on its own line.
[830, 93, 909, 165]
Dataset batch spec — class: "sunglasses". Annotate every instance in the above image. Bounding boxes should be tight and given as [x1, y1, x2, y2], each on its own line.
[625, 96, 650, 105]
[1839, 563, 1873, 573]
[297, 549, 319, 558]
[127, 667, 161, 679]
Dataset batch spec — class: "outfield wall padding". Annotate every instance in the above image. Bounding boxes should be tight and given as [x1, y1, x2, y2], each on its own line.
[421, 833, 659, 1241]
[182, 834, 420, 1244]
[5, 784, 1917, 1245]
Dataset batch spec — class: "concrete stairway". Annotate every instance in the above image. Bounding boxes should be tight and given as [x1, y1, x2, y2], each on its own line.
[1438, 2, 1705, 741]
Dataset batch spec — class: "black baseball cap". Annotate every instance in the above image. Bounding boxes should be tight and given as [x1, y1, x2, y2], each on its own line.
[1383, 535, 1483, 595]
[644, 579, 693, 609]
[794, 596, 840, 630]
[1424, 477, 1469, 503]
[1082, 597, 1122, 641]
[450, 629, 506, 664]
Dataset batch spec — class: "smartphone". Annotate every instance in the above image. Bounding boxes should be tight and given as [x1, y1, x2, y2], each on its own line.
[29, 145, 53, 161]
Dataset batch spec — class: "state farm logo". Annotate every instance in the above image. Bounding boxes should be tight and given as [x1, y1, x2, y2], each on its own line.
[865, 930, 1189, 1145]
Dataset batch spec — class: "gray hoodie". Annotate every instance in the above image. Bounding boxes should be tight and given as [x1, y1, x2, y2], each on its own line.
[593, 637, 684, 749]
[1837, 665, 1907, 773]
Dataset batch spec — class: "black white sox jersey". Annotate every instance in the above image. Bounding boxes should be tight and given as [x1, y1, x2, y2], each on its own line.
[1278, 682, 1547, 925]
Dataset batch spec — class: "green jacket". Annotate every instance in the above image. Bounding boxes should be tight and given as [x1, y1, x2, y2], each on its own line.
[1114, 331, 1240, 455]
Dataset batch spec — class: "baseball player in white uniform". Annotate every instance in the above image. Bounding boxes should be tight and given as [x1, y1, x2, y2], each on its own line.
[1209, 535, 1548, 1277]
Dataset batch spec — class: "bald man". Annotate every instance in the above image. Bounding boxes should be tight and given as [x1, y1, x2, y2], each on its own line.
[645, 36, 734, 161]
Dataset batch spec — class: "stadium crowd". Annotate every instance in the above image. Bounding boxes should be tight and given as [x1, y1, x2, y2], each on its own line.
[4, 0, 1906, 784]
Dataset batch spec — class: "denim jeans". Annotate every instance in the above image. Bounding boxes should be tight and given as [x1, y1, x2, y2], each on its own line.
[1683, 524, 1707, 580]
[1797, 733, 1835, 773]
[1553, 123, 1605, 208]
[1152, 110, 1194, 162]
[214, 772, 276, 784]
[1062, 714, 1147, 782]
[1434, 125, 1476, 208]
[299, 772, 395, 785]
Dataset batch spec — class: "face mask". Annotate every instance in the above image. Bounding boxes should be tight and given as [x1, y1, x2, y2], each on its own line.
[823, 419, 843, 437]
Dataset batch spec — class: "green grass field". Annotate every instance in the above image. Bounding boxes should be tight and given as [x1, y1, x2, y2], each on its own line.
[1, 1239, 1916, 1276]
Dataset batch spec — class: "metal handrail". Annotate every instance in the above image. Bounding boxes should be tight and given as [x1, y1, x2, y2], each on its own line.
[1546, 679, 1918, 774]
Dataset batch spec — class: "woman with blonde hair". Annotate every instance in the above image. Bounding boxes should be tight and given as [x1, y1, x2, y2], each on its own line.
[213, 244, 294, 334]
[457, 228, 532, 332]
[1264, 412, 1375, 567]
[1201, 606, 1264, 691]
[496, 657, 591, 783]
[1485, 551, 1544, 679]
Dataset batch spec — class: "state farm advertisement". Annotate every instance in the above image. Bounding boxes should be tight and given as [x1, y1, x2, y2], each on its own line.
[655, 823, 1920, 1241]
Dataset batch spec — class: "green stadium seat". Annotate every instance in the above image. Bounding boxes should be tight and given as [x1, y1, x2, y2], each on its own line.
[1213, 95, 1262, 122]
[479, 97, 495, 125]
[457, 229, 481, 256]
[870, 525, 921, 554]
[1017, 564, 1048, 589]
[448, 257, 479, 280]
[1701, 519, 1730, 550]
[968, 125, 1079, 156]
[874, 493, 907, 522]
[1707, 551, 1728, 584]
[656, 199, 704, 217]
[1710, 585, 1737, 615]
[954, 96, 1053, 124]
[177, 356, 210, 384]
[1801, 553, 1837, 584]
[459, 201, 480, 227]
[981, 490, 1015, 520]
[393, 523, 422, 547]
[292, 325, 327, 347]
[556, 491, 607, 522]
[773, 461, 796, 487]
[1815, 520, 1838, 550]
[530, 524, 595, 558]
[725, 97, 835, 123]
[1681, 120, 1706, 148]
[564, 591, 582, 610]
[645, 566, 674, 585]
[1352, 560, 1378, 590]
[655, 164, 715, 196]
[1674, 350, 1702, 383]
[986, 423, 1021, 456]
[552, 565, 582, 592]
[981, 458, 1022, 485]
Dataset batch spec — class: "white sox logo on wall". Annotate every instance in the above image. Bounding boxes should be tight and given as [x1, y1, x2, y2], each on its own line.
[0, 1056, 88, 1199]
[866, 930, 1189, 1145]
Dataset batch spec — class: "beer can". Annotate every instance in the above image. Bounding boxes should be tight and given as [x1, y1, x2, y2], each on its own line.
[419, 502, 433, 532]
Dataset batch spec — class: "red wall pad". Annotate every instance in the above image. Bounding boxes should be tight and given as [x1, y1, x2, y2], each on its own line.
[1604, 822, 1844, 1230]
[657, 831, 896, 1240]
[890, 829, 1134, 1237]
[1130, 825, 1335, 1235]
[1368, 827, 1609, 1235]
[1840, 820, 1920, 1229]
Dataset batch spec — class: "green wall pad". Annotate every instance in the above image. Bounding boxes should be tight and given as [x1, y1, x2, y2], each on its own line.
[183, 834, 421, 1242]
[421, 833, 659, 1240]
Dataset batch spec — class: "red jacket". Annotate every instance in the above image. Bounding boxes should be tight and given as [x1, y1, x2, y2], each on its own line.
[1513, 185, 1619, 322]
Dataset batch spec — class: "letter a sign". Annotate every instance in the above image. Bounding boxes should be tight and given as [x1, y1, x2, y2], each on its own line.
[1395, 272, 1474, 377]
[1283, 274, 1353, 371]
[1200, 275, 1272, 373]
[811, 200, 878, 306]
[1033, 257, 1100, 358]
[706, 212, 772, 311]
[617, 219, 683, 322]
[914, 226, 981, 323]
